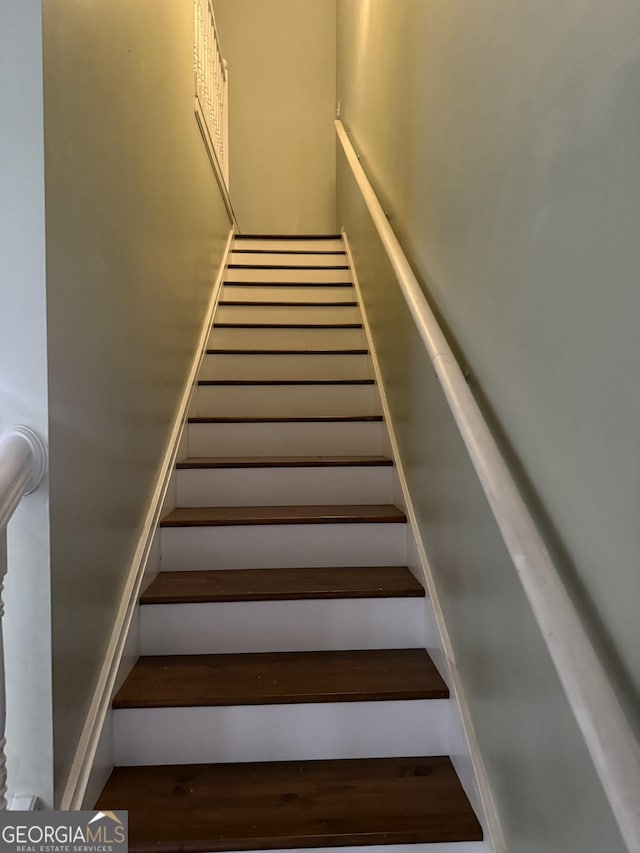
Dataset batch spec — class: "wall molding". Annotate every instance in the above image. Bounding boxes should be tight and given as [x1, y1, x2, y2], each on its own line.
[60, 230, 234, 810]
[343, 233, 505, 853]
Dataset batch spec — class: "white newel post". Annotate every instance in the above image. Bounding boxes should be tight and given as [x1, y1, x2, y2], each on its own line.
[0, 427, 47, 810]
[0, 527, 7, 809]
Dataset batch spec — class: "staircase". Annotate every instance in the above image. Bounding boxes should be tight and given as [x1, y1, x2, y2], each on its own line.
[97, 235, 485, 851]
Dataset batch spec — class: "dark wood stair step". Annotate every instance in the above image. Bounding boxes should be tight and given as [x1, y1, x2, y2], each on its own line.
[232, 248, 347, 255]
[207, 348, 369, 355]
[198, 379, 375, 386]
[113, 649, 447, 709]
[214, 323, 362, 329]
[218, 300, 358, 307]
[227, 264, 350, 271]
[160, 504, 406, 527]
[175, 455, 392, 469]
[141, 566, 425, 605]
[96, 756, 483, 851]
[235, 233, 343, 239]
[188, 415, 384, 424]
[224, 281, 353, 288]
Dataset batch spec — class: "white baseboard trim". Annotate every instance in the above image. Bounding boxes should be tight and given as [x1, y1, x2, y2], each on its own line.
[60, 229, 234, 810]
[343, 233, 506, 853]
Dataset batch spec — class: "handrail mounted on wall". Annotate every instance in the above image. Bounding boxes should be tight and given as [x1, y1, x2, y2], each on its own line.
[336, 118, 640, 853]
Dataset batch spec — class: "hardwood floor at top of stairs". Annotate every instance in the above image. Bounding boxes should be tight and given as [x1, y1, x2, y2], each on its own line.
[96, 235, 485, 853]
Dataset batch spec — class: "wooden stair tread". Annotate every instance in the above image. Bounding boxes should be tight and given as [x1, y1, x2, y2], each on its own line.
[198, 379, 375, 386]
[207, 348, 368, 355]
[141, 566, 425, 605]
[97, 756, 482, 851]
[113, 649, 447, 709]
[175, 455, 392, 469]
[214, 323, 361, 329]
[218, 300, 358, 307]
[232, 249, 346, 255]
[235, 233, 342, 239]
[160, 504, 406, 527]
[227, 264, 350, 271]
[224, 281, 353, 287]
[233, 233, 342, 242]
[188, 415, 384, 423]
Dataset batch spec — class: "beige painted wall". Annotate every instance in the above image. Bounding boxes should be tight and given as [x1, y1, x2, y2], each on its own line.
[215, 0, 337, 234]
[42, 0, 231, 802]
[337, 0, 639, 850]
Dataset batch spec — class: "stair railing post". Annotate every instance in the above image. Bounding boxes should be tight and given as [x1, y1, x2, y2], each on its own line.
[0, 426, 47, 810]
[0, 527, 7, 809]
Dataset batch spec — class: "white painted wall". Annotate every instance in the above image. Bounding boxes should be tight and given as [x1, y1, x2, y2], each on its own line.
[214, 0, 337, 234]
[0, 0, 54, 808]
[39, 0, 231, 804]
[337, 1, 639, 850]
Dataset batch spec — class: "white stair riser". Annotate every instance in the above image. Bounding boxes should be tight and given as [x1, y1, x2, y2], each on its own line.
[202, 353, 372, 381]
[233, 238, 344, 252]
[225, 267, 351, 284]
[188, 421, 386, 457]
[196, 384, 381, 419]
[160, 522, 407, 570]
[216, 305, 361, 325]
[113, 699, 449, 766]
[140, 598, 427, 655]
[230, 252, 347, 267]
[176, 465, 393, 506]
[210, 327, 367, 349]
[222, 285, 356, 303]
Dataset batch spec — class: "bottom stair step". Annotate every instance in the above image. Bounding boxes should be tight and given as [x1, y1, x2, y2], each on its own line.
[96, 756, 484, 852]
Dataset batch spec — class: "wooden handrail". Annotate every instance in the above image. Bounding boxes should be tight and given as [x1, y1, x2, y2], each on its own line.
[336, 118, 640, 853]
